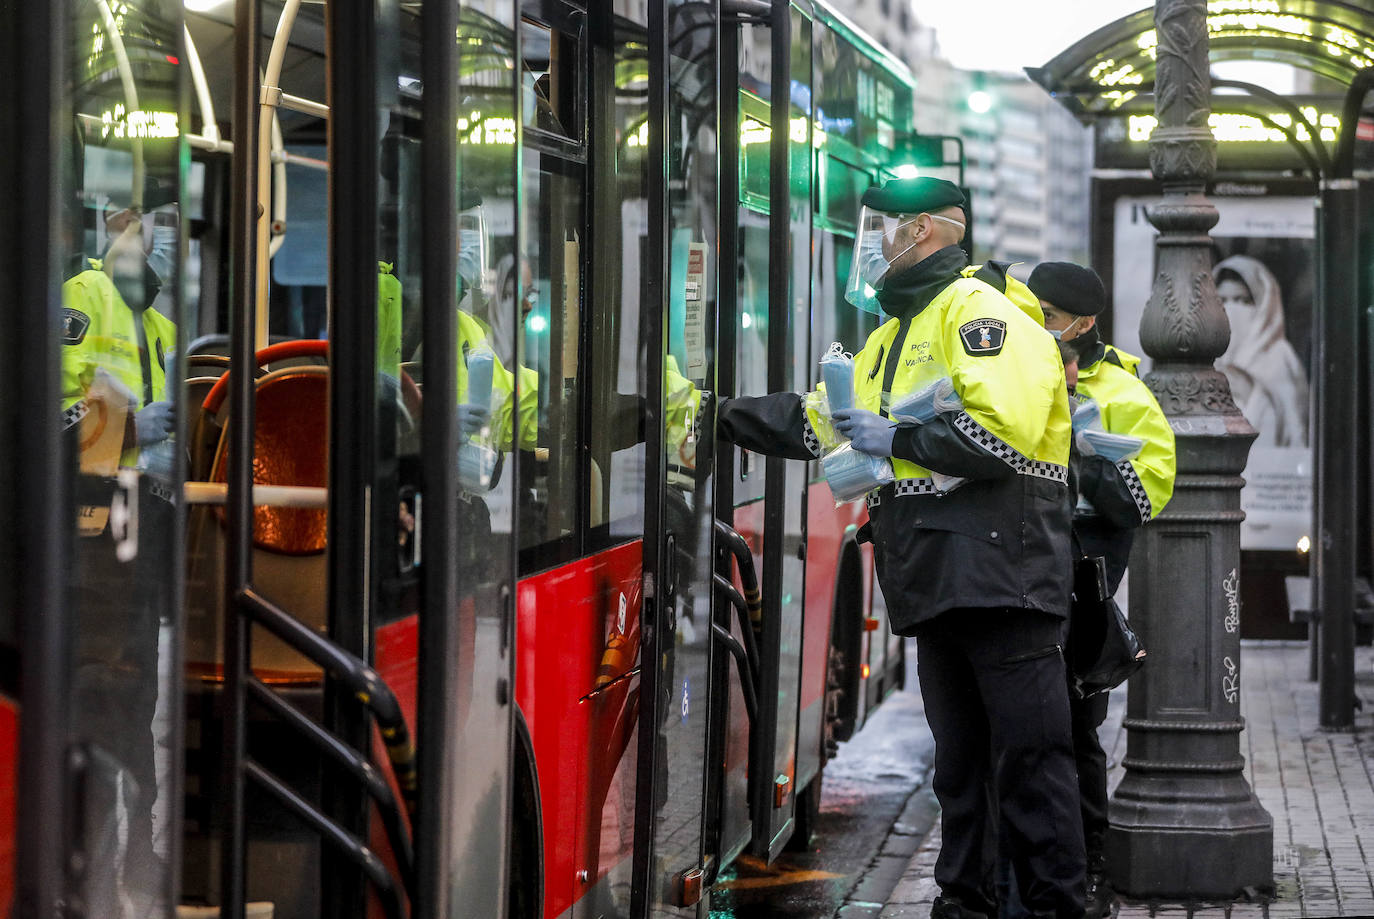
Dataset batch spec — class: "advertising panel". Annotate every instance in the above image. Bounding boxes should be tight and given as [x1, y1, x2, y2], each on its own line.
[1111, 193, 1314, 551]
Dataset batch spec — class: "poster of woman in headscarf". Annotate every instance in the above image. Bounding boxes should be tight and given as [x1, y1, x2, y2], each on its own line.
[1213, 253, 1310, 448]
[1109, 194, 1313, 551]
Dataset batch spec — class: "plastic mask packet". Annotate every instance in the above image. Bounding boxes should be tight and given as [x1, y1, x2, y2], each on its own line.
[822, 442, 894, 505]
[1078, 429, 1144, 463]
[458, 442, 498, 492]
[889, 376, 962, 425]
[1071, 397, 1101, 433]
[819, 341, 855, 413]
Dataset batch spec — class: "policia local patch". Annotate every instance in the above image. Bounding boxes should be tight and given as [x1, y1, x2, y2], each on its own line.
[62, 308, 91, 346]
[958, 318, 1006, 356]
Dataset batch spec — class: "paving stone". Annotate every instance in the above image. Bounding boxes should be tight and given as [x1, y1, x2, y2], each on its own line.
[881, 643, 1374, 918]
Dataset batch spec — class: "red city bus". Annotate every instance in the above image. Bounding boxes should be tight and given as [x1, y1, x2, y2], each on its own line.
[0, 0, 913, 917]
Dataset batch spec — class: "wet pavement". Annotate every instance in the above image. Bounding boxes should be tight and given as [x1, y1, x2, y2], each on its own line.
[709, 639, 936, 918]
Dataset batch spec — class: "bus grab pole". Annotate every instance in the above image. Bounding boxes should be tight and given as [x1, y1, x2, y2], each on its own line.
[221, 0, 263, 915]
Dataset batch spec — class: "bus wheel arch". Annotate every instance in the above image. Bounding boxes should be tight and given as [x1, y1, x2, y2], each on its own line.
[508, 704, 544, 919]
[827, 530, 866, 749]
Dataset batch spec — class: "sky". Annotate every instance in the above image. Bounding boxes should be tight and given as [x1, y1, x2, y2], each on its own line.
[910, 0, 1154, 73]
[909, 0, 1299, 92]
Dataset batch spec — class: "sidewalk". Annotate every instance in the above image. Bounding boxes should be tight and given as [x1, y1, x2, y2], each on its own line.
[878, 641, 1374, 918]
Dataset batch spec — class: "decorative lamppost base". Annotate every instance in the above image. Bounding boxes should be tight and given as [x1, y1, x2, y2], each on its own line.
[1108, 777, 1273, 899]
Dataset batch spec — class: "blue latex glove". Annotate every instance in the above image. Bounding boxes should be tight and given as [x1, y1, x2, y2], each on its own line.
[456, 402, 490, 437]
[832, 408, 896, 457]
[133, 401, 175, 445]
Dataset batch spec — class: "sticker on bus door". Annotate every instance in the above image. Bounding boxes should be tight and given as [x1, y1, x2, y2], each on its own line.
[684, 242, 708, 383]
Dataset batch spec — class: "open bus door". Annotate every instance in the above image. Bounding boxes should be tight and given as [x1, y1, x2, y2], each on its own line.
[629, 0, 722, 914]
[4, 1, 188, 914]
[195, 3, 519, 917]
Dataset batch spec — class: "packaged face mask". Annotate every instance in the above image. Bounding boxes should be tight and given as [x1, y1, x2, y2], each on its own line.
[465, 343, 495, 412]
[1071, 397, 1101, 434]
[821, 442, 894, 506]
[458, 442, 498, 491]
[1077, 429, 1144, 463]
[888, 376, 962, 425]
[819, 341, 855, 413]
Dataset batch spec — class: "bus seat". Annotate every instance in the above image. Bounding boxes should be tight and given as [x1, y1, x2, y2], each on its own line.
[186, 363, 329, 682]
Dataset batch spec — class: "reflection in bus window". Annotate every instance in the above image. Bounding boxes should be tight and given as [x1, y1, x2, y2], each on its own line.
[518, 150, 583, 563]
[521, 17, 582, 140]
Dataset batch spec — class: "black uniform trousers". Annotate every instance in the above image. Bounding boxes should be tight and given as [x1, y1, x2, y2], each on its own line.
[915, 606, 1085, 919]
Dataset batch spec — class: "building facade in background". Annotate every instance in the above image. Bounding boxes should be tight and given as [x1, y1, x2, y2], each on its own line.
[839, 1, 1093, 268]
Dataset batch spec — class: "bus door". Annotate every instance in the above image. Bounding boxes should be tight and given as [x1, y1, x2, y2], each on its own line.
[4, 1, 188, 915]
[193, 2, 515, 916]
[752, 0, 815, 860]
[630, 0, 721, 913]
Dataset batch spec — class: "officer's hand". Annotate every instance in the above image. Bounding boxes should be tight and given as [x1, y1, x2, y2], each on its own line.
[832, 408, 896, 457]
[456, 402, 490, 436]
[133, 401, 175, 445]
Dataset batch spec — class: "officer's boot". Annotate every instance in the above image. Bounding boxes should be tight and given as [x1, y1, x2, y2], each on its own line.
[1084, 854, 1117, 919]
[931, 894, 992, 919]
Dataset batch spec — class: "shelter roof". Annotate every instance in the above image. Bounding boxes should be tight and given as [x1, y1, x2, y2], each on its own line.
[1026, 1, 1374, 119]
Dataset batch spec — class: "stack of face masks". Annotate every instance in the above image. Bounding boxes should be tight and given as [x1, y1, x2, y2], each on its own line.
[815, 342, 893, 505]
[459, 344, 498, 491]
[888, 376, 963, 425]
[1072, 398, 1143, 462]
[888, 374, 966, 493]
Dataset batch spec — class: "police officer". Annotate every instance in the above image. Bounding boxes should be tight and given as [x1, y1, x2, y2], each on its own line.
[61, 206, 179, 917]
[1028, 261, 1176, 918]
[718, 178, 1084, 919]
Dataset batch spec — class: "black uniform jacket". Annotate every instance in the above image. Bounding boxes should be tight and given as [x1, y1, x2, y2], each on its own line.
[718, 247, 1073, 635]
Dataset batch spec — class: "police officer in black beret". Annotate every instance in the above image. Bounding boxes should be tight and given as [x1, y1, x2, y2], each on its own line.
[716, 178, 1085, 919]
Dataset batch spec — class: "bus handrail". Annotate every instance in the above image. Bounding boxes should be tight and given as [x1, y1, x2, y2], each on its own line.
[244, 759, 407, 919]
[202, 339, 330, 412]
[245, 676, 415, 892]
[237, 587, 419, 814]
[712, 573, 760, 680]
[711, 623, 758, 729]
[713, 518, 763, 627]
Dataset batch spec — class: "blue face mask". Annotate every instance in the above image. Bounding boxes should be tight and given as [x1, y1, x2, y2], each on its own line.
[146, 224, 177, 284]
[858, 232, 889, 287]
[1046, 316, 1081, 341]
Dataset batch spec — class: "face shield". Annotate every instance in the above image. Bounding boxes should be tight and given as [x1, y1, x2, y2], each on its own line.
[845, 207, 920, 314]
[457, 205, 490, 301]
[844, 207, 965, 314]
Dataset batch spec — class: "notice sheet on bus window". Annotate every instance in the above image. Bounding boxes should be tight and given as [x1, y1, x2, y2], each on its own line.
[684, 241, 708, 383]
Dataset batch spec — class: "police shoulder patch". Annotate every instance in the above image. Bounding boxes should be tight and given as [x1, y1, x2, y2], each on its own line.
[958, 318, 1006, 356]
[61, 308, 91, 346]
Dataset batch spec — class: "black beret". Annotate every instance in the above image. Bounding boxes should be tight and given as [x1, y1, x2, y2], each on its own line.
[1027, 261, 1106, 317]
[861, 177, 966, 217]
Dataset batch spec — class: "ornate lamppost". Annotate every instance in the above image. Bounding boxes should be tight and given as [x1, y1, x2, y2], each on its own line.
[1106, 0, 1274, 899]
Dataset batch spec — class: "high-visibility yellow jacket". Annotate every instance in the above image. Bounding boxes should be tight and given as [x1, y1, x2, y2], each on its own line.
[61, 262, 176, 468]
[719, 246, 1074, 630]
[456, 310, 538, 453]
[1071, 339, 1176, 591]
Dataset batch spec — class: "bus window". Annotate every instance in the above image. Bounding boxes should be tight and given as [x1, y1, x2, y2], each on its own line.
[586, 24, 650, 548]
[521, 18, 583, 142]
[517, 151, 584, 566]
